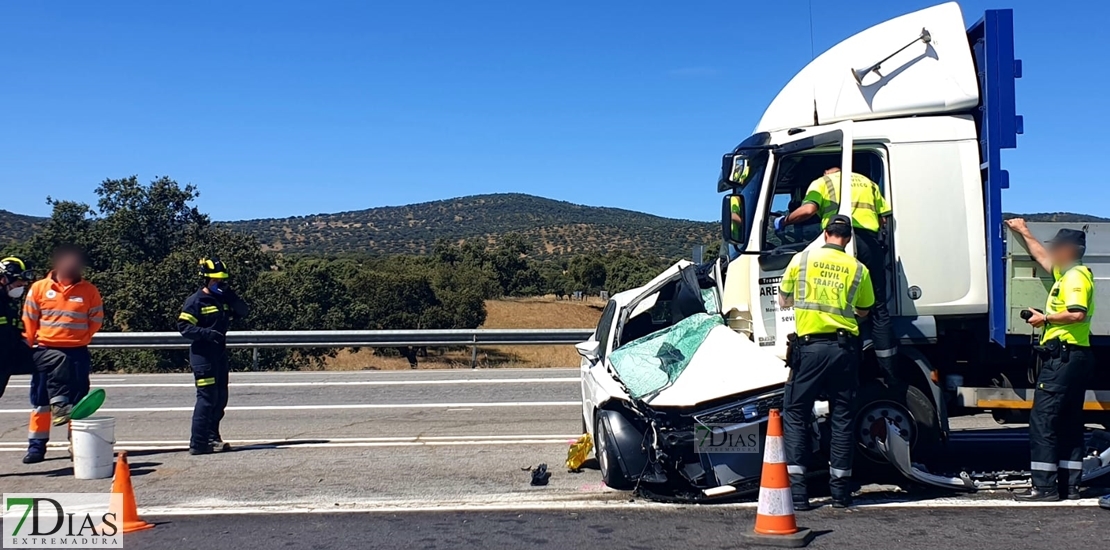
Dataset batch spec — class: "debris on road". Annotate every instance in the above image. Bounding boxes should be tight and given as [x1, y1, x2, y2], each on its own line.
[530, 463, 551, 486]
[566, 434, 592, 472]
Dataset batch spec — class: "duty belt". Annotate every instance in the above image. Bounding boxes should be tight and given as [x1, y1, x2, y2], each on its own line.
[1035, 338, 1087, 362]
[797, 333, 841, 343]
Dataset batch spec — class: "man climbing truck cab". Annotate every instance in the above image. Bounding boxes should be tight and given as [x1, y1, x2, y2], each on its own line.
[717, 2, 1110, 490]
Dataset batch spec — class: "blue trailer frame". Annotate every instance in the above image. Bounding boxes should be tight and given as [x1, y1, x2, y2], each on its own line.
[967, 9, 1023, 347]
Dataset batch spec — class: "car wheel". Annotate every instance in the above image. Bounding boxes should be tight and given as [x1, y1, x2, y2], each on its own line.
[595, 412, 634, 490]
[855, 382, 941, 465]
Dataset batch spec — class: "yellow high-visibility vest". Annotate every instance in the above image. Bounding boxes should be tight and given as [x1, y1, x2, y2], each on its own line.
[780, 245, 875, 336]
[802, 172, 890, 232]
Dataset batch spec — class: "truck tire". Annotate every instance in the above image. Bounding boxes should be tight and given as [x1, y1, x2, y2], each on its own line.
[855, 382, 942, 465]
[595, 412, 635, 490]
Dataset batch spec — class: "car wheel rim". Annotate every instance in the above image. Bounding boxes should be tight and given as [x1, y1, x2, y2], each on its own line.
[857, 400, 916, 458]
[596, 421, 609, 475]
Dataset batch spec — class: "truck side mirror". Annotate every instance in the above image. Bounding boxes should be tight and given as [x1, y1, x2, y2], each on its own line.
[721, 195, 746, 245]
[720, 154, 750, 187]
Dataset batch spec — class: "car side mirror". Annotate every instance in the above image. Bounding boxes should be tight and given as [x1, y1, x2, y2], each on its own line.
[575, 340, 600, 362]
[722, 195, 746, 245]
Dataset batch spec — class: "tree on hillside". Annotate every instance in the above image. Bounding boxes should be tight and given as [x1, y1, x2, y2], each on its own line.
[2, 176, 269, 371]
[568, 255, 607, 293]
[489, 233, 544, 296]
[603, 251, 667, 293]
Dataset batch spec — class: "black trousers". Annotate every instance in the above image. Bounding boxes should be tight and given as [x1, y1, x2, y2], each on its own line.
[855, 229, 895, 377]
[0, 345, 74, 404]
[190, 354, 230, 450]
[783, 339, 859, 500]
[1029, 348, 1094, 490]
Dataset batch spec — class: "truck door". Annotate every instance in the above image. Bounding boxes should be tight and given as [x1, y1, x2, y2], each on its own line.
[747, 129, 858, 359]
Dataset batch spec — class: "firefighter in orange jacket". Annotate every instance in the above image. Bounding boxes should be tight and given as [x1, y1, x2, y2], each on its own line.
[21, 245, 103, 464]
[177, 258, 249, 455]
[1, 257, 75, 431]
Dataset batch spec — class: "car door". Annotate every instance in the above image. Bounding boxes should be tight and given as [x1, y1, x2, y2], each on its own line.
[579, 300, 618, 431]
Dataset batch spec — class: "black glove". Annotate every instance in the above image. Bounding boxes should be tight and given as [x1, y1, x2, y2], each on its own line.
[204, 329, 225, 345]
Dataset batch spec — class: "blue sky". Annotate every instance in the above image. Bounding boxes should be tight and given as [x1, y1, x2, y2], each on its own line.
[2, 1, 1107, 222]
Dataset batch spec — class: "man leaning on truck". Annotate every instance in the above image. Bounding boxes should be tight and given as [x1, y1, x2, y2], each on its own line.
[1005, 219, 1095, 502]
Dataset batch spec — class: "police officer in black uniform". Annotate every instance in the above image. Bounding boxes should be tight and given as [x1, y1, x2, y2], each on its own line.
[0, 257, 75, 425]
[177, 258, 249, 455]
[778, 216, 876, 510]
[1006, 220, 1096, 501]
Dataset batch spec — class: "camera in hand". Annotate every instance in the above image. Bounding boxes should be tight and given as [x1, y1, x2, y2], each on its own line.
[1020, 309, 1043, 320]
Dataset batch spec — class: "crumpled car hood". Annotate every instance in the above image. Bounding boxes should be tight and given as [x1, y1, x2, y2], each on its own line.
[645, 324, 788, 408]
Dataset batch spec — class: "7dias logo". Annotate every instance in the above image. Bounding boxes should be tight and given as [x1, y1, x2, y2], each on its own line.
[694, 423, 761, 454]
[3, 493, 122, 548]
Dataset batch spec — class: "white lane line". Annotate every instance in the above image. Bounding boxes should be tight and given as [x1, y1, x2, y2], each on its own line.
[136, 496, 1108, 516]
[2, 377, 578, 389]
[0, 401, 581, 414]
[0, 440, 573, 452]
[0, 434, 581, 447]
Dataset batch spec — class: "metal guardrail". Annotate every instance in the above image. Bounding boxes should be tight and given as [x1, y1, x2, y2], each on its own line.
[89, 329, 595, 350]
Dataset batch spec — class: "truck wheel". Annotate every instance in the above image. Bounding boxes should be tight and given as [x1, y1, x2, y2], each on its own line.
[855, 382, 941, 464]
[595, 413, 634, 490]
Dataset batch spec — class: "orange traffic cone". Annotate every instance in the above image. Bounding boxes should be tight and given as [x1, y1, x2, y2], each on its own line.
[110, 452, 154, 533]
[743, 409, 814, 548]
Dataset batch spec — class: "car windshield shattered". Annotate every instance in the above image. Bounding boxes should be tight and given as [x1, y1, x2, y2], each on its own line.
[608, 265, 724, 401]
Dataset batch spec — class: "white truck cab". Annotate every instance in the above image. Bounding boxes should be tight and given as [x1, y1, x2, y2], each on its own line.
[720, 2, 990, 361]
[715, 2, 1110, 487]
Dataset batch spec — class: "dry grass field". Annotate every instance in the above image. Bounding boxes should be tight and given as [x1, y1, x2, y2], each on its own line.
[324, 296, 604, 370]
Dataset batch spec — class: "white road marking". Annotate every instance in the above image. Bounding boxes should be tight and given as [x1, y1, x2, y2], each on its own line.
[0, 440, 573, 452]
[135, 495, 1108, 516]
[2, 377, 579, 389]
[0, 401, 581, 414]
[0, 434, 580, 447]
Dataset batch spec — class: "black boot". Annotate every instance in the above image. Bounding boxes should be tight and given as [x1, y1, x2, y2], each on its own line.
[22, 452, 45, 465]
[1014, 487, 1059, 502]
[792, 497, 812, 512]
[790, 473, 810, 511]
[1063, 486, 1081, 500]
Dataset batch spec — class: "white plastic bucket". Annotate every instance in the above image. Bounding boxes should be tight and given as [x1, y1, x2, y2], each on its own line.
[71, 417, 116, 479]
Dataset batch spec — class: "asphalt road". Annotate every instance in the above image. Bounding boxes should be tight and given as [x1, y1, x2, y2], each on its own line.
[2, 368, 1108, 549]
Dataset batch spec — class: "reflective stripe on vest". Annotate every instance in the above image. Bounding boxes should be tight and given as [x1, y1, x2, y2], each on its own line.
[821, 176, 840, 217]
[39, 319, 89, 330]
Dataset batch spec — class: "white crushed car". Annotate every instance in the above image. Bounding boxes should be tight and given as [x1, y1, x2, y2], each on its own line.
[576, 260, 793, 499]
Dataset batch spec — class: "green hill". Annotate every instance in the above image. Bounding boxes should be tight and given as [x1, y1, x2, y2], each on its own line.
[1003, 212, 1110, 223]
[221, 193, 718, 259]
[5, 195, 1109, 260]
[0, 209, 45, 244]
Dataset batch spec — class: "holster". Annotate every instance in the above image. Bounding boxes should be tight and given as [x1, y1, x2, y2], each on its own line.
[835, 329, 859, 351]
[1034, 338, 1069, 362]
